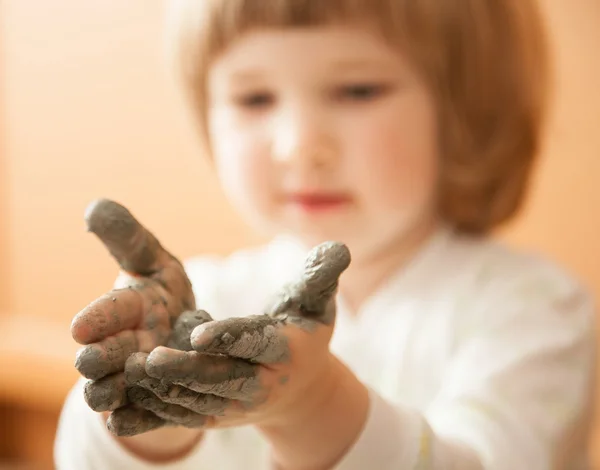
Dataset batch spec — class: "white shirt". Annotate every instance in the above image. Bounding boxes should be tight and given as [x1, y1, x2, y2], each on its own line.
[54, 227, 597, 469]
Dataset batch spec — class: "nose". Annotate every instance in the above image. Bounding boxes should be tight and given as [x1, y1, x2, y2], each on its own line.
[271, 105, 337, 169]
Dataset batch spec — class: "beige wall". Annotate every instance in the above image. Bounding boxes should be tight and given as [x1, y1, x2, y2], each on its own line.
[498, 0, 600, 299]
[1, 0, 263, 325]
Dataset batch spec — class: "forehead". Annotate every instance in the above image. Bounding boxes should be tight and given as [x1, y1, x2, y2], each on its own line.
[208, 26, 406, 78]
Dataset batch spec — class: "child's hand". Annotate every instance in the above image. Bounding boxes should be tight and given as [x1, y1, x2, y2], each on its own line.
[121, 241, 351, 435]
[70, 199, 203, 433]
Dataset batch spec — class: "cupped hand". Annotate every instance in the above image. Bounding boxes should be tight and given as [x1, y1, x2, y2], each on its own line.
[122, 241, 351, 435]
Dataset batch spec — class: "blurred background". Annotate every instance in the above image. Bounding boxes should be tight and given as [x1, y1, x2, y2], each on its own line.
[0, 0, 598, 468]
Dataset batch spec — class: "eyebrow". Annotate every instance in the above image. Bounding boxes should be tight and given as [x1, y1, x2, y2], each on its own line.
[228, 70, 266, 85]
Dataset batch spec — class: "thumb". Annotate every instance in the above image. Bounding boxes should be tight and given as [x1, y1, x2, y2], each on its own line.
[268, 241, 351, 325]
[84, 198, 170, 276]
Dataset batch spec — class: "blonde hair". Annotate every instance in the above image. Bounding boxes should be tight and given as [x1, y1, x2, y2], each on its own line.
[166, 0, 550, 234]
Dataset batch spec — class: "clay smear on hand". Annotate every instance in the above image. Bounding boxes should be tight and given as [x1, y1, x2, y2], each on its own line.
[79, 207, 352, 435]
[192, 315, 288, 364]
[73, 198, 204, 434]
[122, 242, 351, 428]
[104, 310, 213, 434]
[268, 241, 351, 327]
[146, 347, 261, 401]
[84, 198, 165, 276]
[168, 309, 213, 351]
[125, 352, 230, 416]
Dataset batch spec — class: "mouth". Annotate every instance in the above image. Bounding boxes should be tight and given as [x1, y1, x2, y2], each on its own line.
[283, 192, 352, 213]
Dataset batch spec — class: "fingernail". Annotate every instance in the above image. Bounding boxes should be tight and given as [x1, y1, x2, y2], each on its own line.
[190, 323, 210, 348]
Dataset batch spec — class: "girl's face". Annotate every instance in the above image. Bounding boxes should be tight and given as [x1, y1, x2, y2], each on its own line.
[207, 26, 440, 260]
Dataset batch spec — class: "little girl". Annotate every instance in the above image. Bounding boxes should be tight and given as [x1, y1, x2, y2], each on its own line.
[55, 0, 597, 469]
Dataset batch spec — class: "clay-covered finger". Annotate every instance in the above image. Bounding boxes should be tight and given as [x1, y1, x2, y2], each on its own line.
[125, 352, 151, 383]
[75, 327, 169, 380]
[84, 199, 171, 276]
[127, 386, 209, 428]
[126, 352, 231, 415]
[125, 351, 183, 405]
[75, 330, 139, 380]
[191, 315, 289, 364]
[131, 372, 231, 416]
[84, 199, 195, 312]
[107, 404, 167, 437]
[168, 310, 214, 351]
[267, 241, 351, 325]
[83, 374, 128, 412]
[151, 384, 231, 417]
[301, 241, 351, 289]
[71, 288, 145, 345]
[153, 259, 196, 313]
[146, 347, 261, 401]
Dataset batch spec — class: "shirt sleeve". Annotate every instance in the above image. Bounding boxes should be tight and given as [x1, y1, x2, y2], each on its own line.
[334, 265, 597, 470]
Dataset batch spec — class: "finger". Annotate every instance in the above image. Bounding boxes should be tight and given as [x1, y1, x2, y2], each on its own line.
[267, 241, 351, 325]
[72, 282, 173, 349]
[83, 374, 128, 412]
[191, 315, 289, 364]
[114, 270, 192, 316]
[75, 327, 168, 380]
[84, 199, 171, 276]
[107, 405, 167, 437]
[125, 352, 151, 384]
[84, 199, 195, 311]
[125, 354, 231, 416]
[146, 347, 261, 401]
[75, 330, 138, 380]
[168, 310, 214, 351]
[125, 351, 180, 398]
[71, 287, 144, 344]
[127, 386, 209, 428]
[152, 258, 196, 313]
[140, 382, 231, 417]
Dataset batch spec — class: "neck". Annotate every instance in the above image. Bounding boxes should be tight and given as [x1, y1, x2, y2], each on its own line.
[338, 219, 441, 315]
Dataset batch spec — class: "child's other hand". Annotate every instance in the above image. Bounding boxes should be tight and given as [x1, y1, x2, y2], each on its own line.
[123, 241, 351, 434]
[70, 199, 200, 433]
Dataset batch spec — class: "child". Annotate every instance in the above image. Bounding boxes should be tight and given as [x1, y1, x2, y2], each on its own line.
[54, 0, 597, 468]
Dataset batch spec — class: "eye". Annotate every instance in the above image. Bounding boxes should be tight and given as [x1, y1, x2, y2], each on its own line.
[333, 83, 391, 102]
[234, 91, 275, 109]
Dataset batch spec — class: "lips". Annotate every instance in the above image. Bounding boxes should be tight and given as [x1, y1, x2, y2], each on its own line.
[284, 192, 351, 212]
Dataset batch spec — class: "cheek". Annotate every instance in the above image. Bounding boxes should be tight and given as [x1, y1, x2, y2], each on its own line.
[351, 92, 439, 213]
[209, 117, 272, 213]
